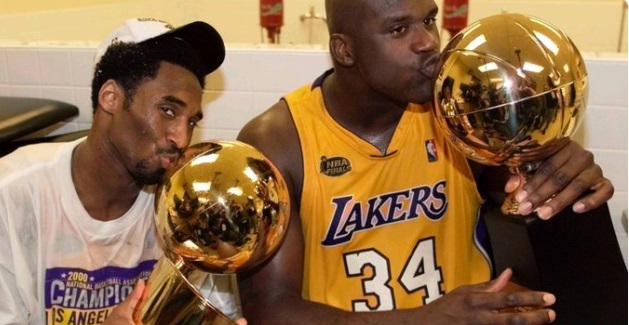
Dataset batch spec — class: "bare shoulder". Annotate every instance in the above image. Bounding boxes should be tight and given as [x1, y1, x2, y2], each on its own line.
[239, 101, 292, 144]
[237, 100, 302, 188]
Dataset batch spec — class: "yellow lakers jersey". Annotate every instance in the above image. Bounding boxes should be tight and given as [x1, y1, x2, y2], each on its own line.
[284, 74, 492, 311]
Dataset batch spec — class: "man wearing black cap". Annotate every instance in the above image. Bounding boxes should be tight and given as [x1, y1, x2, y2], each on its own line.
[0, 18, 244, 325]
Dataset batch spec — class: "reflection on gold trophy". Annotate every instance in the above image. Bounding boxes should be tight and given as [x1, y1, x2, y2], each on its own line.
[432, 13, 588, 215]
[134, 140, 290, 325]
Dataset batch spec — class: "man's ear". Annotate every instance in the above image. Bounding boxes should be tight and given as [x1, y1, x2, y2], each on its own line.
[98, 79, 123, 115]
[329, 33, 354, 67]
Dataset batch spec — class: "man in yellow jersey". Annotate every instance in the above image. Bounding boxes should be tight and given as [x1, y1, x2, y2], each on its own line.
[236, 0, 613, 324]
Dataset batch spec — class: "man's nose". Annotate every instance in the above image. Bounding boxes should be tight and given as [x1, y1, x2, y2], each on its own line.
[167, 121, 192, 150]
[411, 27, 439, 52]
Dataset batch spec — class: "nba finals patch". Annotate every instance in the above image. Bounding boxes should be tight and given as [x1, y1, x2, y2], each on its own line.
[320, 156, 351, 176]
[425, 139, 438, 162]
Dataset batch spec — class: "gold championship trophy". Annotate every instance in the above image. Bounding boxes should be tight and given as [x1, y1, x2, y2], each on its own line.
[433, 14, 627, 324]
[134, 140, 290, 325]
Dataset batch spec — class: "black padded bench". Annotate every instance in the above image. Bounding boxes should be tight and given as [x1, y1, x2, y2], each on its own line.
[0, 97, 83, 156]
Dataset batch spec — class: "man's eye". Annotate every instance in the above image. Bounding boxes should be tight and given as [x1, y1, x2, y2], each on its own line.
[391, 26, 407, 36]
[424, 17, 437, 26]
[189, 120, 198, 128]
[162, 107, 175, 117]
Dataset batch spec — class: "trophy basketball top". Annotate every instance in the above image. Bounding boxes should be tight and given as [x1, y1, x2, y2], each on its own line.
[433, 13, 588, 170]
[154, 140, 290, 274]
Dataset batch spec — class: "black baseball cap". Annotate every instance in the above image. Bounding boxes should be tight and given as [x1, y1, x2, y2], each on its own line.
[94, 18, 225, 76]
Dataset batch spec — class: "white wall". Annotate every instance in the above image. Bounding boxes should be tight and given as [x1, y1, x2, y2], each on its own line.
[0, 0, 331, 47]
[0, 0, 626, 53]
[465, 0, 628, 53]
[0, 44, 626, 266]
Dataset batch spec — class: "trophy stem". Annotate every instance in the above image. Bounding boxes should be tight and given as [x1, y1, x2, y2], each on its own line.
[135, 257, 238, 325]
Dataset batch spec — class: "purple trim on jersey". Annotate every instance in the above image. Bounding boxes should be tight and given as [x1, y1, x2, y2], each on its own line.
[474, 205, 494, 276]
[311, 69, 333, 90]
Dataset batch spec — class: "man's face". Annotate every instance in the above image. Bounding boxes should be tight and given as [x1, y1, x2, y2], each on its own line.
[350, 0, 441, 104]
[110, 62, 203, 185]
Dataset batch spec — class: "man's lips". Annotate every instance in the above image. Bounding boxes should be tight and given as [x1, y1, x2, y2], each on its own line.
[420, 52, 441, 79]
[160, 154, 178, 170]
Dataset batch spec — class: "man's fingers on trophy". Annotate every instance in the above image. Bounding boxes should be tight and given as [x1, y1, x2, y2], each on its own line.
[520, 160, 564, 202]
[525, 141, 585, 194]
[533, 168, 612, 220]
[504, 174, 521, 193]
[572, 177, 614, 213]
[533, 172, 585, 220]
[102, 279, 146, 324]
[235, 318, 248, 325]
[591, 177, 614, 195]
[129, 279, 146, 317]
[521, 150, 593, 216]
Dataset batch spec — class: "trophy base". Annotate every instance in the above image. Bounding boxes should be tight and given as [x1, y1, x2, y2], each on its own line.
[483, 202, 628, 324]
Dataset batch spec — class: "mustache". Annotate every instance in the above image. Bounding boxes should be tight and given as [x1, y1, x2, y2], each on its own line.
[156, 145, 183, 156]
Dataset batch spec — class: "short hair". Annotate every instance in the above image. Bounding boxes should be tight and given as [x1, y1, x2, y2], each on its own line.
[90, 38, 207, 114]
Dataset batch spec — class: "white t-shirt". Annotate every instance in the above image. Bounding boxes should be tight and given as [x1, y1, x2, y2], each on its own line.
[0, 139, 161, 324]
[0, 139, 242, 324]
